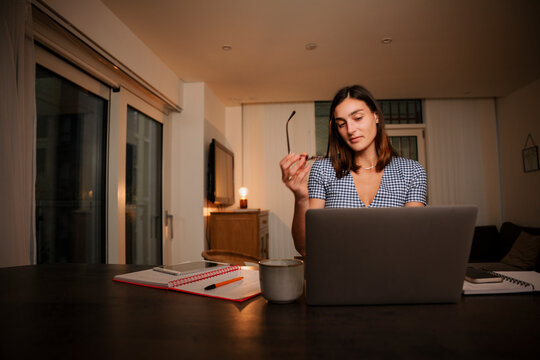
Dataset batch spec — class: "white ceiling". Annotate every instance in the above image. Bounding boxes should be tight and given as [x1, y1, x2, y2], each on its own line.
[100, 0, 540, 106]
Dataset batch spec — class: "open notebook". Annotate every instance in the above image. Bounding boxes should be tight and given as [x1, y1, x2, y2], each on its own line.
[113, 263, 261, 302]
[463, 271, 540, 295]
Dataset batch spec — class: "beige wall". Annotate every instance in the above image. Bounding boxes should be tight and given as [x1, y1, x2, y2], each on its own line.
[225, 106, 243, 209]
[170, 83, 205, 263]
[203, 84, 228, 212]
[497, 78, 540, 227]
[477, 101, 502, 225]
[173, 83, 230, 259]
[241, 103, 316, 258]
[204, 85, 226, 136]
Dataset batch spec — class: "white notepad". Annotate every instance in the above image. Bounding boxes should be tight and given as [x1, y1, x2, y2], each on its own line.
[463, 271, 540, 295]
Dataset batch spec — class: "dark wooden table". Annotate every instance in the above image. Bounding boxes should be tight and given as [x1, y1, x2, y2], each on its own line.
[1, 264, 539, 359]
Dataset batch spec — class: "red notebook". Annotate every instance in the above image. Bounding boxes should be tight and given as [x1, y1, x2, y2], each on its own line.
[113, 264, 261, 302]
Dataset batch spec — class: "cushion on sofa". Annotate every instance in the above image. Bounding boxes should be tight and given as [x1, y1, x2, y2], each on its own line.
[500, 231, 540, 270]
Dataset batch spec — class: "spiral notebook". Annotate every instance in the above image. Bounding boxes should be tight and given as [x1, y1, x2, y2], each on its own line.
[113, 263, 261, 302]
[463, 271, 540, 295]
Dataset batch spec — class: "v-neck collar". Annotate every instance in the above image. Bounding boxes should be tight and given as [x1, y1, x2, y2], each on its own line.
[348, 167, 387, 207]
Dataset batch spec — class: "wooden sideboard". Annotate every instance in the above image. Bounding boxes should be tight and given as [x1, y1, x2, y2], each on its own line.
[209, 210, 269, 259]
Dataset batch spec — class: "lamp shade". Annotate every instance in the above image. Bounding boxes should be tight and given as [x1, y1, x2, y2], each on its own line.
[239, 187, 248, 199]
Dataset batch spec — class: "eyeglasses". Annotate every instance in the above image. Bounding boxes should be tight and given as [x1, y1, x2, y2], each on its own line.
[286, 110, 325, 161]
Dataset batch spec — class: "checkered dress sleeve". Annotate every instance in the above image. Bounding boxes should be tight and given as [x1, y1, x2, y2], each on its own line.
[406, 160, 427, 204]
[307, 158, 327, 200]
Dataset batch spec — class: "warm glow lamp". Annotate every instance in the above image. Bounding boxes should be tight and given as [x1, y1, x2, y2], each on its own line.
[239, 187, 248, 209]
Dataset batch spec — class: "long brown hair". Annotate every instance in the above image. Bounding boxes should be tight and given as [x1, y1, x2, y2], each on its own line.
[326, 85, 397, 178]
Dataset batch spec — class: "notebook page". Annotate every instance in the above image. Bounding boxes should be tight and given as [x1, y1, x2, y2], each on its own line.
[114, 268, 176, 288]
[169, 268, 261, 301]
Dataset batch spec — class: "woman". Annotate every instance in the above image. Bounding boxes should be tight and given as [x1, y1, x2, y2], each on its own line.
[280, 85, 427, 256]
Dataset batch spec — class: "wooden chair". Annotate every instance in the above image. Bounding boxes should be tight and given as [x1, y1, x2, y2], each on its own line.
[201, 249, 261, 266]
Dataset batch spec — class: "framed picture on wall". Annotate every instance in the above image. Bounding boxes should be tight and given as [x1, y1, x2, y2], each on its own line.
[522, 145, 539, 172]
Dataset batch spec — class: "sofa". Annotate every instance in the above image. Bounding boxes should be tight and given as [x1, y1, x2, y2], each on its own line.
[468, 222, 540, 272]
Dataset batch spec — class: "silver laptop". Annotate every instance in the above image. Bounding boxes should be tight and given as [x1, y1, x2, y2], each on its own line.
[305, 205, 478, 305]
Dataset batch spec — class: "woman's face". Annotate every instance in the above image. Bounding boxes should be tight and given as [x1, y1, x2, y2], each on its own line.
[334, 97, 379, 154]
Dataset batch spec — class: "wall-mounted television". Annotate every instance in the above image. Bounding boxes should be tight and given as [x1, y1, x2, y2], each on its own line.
[207, 139, 235, 206]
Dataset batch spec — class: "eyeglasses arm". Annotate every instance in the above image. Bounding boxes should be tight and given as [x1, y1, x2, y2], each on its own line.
[286, 110, 296, 154]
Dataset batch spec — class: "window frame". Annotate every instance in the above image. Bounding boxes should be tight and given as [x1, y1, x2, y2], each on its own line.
[386, 124, 427, 169]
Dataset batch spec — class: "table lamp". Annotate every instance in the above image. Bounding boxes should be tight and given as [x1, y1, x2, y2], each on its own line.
[239, 187, 248, 209]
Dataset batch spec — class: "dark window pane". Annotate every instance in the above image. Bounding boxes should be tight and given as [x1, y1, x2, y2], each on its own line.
[379, 99, 423, 124]
[390, 136, 418, 161]
[410, 136, 418, 160]
[35, 65, 107, 264]
[314, 101, 331, 156]
[402, 137, 410, 158]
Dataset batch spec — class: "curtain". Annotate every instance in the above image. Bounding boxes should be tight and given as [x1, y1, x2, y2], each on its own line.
[424, 99, 501, 226]
[0, 0, 36, 267]
[243, 103, 316, 258]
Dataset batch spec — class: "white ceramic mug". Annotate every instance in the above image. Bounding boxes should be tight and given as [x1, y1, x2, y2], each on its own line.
[259, 259, 304, 303]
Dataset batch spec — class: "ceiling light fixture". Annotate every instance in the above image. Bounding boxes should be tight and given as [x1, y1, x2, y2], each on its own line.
[381, 38, 393, 44]
[222, 45, 232, 51]
[305, 42, 317, 50]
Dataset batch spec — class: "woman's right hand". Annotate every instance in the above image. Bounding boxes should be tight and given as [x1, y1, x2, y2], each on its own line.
[279, 153, 311, 200]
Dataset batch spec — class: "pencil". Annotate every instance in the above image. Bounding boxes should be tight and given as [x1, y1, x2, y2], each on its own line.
[204, 276, 244, 290]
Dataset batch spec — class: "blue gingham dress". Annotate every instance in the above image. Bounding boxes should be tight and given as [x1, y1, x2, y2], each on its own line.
[308, 157, 427, 208]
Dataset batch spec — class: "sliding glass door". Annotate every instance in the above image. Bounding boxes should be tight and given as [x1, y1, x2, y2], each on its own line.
[35, 65, 108, 263]
[108, 88, 168, 265]
[125, 106, 163, 265]
[35, 33, 170, 265]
